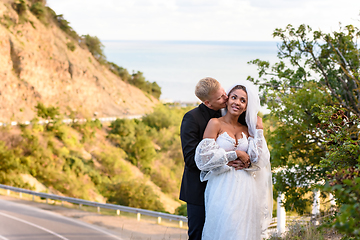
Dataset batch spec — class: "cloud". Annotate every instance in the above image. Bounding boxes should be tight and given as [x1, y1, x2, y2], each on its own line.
[46, 0, 360, 41]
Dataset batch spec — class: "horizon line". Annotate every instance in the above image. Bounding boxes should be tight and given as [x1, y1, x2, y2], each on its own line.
[101, 39, 280, 42]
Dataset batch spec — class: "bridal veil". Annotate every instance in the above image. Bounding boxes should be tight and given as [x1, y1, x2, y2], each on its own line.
[225, 81, 273, 234]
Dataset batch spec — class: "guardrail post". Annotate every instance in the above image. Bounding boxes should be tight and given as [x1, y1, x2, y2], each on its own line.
[97, 206, 100, 213]
[137, 213, 141, 221]
[32, 195, 34, 201]
[7, 189, 10, 195]
[157, 217, 161, 224]
[116, 209, 120, 216]
[19, 192, 22, 198]
[179, 220, 183, 228]
[79, 204, 82, 209]
[277, 192, 286, 235]
[46, 198, 48, 204]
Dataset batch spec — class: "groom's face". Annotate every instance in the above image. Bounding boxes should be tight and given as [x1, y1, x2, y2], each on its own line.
[205, 87, 228, 110]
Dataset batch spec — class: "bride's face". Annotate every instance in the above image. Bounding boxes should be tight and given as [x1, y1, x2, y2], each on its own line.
[226, 89, 247, 116]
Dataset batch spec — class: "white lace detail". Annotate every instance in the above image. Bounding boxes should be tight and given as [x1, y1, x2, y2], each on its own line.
[195, 133, 239, 181]
[196, 129, 272, 239]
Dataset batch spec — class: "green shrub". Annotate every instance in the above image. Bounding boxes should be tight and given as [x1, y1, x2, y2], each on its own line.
[316, 107, 360, 239]
[150, 164, 178, 194]
[107, 62, 131, 82]
[108, 118, 137, 151]
[0, 141, 26, 185]
[81, 34, 106, 64]
[55, 14, 79, 40]
[30, 2, 46, 23]
[175, 203, 187, 216]
[142, 104, 179, 130]
[92, 147, 130, 178]
[72, 119, 102, 143]
[131, 135, 156, 173]
[0, 15, 16, 29]
[129, 71, 162, 99]
[13, 0, 27, 15]
[66, 42, 76, 51]
[106, 180, 165, 212]
[35, 102, 61, 120]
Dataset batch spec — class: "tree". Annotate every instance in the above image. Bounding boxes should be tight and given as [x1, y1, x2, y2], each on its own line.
[35, 102, 60, 119]
[13, 0, 27, 16]
[55, 14, 79, 40]
[142, 104, 175, 130]
[248, 23, 360, 223]
[151, 81, 162, 99]
[129, 71, 162, 99]
[107, 62, 131, 82]
[130, 71, 147, 91]
[81, 34, 106, 64]
[316, 107, 360, 238]
[30, 2, 46, 23]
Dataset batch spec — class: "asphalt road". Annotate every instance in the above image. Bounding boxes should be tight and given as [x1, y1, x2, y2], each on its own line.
[0, 199, 123, 240]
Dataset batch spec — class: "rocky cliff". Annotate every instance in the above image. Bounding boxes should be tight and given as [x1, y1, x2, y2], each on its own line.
[0, 0, 158, 122]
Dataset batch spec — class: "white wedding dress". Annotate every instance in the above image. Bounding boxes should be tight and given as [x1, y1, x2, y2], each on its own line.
[195, 129, 272, 240]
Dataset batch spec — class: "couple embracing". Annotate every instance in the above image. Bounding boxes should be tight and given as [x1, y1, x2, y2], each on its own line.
[179, 77, 273, 240]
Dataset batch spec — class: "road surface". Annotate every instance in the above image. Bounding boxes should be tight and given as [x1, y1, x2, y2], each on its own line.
[0, 195, 187, 240]
[0, 198, 123, 240]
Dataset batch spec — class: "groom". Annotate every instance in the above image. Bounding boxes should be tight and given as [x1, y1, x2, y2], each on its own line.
[179, 77, 250, 239]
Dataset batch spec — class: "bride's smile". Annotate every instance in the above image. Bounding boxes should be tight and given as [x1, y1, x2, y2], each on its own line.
[227, 88, 247, 115]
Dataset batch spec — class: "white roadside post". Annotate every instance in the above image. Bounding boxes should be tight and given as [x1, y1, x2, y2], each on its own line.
[329, 193, 336, 206]
[312, 189, 320, 225]
[137, 212, 141, 221]
[277, 192, 286, 235]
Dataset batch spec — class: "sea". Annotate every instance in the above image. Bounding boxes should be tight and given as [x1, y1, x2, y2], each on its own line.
[103, 41, 280, 103]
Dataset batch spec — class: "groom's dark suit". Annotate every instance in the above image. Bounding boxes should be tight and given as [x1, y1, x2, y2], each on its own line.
[179, 103, 221, 239]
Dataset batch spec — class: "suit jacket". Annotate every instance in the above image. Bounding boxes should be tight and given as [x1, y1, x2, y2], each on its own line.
[179, 103, 221, 205]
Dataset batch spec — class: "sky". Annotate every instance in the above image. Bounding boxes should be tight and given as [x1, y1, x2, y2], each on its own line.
[46, 0, 360, 41]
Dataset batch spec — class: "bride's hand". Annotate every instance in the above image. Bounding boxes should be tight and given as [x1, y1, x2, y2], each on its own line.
[231, 150, 250, 169]
[228, 160, 247, 170]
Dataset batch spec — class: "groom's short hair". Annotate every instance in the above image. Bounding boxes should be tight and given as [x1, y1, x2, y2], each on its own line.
[195, 77, 220, 102]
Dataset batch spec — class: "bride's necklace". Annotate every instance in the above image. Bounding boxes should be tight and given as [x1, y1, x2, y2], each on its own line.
[224, 120, 238, 136]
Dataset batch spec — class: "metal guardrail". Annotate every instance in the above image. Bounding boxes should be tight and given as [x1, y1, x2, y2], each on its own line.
[0, 184, 187, 227]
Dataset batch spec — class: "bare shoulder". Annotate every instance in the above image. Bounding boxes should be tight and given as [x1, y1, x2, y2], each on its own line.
[207, 118, 221, 127]
[203, 118, 222, 139]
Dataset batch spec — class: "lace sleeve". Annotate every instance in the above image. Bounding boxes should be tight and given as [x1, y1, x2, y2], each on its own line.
[248, 129, 270, 168]
[195, 138, 237, 181]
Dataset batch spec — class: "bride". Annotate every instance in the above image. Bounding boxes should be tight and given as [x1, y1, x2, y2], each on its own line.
[195, 82, 273, 239]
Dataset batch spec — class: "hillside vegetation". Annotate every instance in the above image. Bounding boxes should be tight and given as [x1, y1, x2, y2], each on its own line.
[0, 0, 190, 214]
[0, 103, 192, 213]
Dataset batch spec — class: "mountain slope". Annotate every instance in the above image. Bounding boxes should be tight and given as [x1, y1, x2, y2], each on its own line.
[0, 0, 157, 122]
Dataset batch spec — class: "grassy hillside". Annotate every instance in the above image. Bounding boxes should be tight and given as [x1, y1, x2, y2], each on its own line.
[0, 0, 192, 214]
[0, 103, 193, 213]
